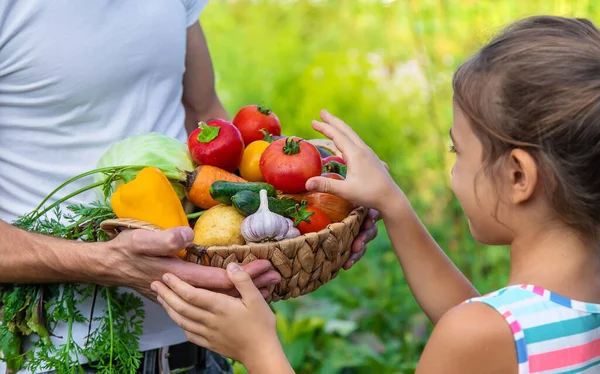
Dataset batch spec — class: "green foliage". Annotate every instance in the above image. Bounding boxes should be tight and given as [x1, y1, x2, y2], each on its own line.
[2, 202, 144, 373]
[202, 1, 599, 372]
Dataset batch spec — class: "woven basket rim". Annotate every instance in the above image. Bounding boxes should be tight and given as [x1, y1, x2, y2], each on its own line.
[99, 206, 367, 254]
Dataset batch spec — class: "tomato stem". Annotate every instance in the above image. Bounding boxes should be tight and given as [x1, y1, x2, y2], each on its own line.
[282, 137, 302, 155]
[261, 129, 274, 143]
[290, 200, 314, 227]
[257, 105, 272, 116]
[196, 122, 220, 143]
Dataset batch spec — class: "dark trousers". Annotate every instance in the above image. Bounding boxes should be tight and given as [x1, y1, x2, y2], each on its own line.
[48, 343, 232, 374]
[139, 343, 232, 374]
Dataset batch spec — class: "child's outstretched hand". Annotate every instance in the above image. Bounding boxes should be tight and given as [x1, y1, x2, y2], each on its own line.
[151, 263, 292, 373]
[307, 110, 398, 212]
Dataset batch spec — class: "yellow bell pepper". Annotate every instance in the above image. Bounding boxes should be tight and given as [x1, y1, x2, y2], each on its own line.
[111, 167, 190, 258]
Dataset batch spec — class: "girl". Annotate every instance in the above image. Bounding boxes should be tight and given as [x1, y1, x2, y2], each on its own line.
[151, 15, 600, 373]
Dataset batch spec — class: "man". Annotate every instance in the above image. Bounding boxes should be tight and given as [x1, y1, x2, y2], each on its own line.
[0, 1, 379, 372]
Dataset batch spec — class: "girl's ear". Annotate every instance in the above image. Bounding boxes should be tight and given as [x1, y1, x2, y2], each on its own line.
[506, 149, 538, 205]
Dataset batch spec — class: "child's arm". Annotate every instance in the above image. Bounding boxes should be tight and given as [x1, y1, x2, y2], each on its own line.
[379, 192, 479, 323]
[306, 110, 480, 324]
[152, 264, 295, 374]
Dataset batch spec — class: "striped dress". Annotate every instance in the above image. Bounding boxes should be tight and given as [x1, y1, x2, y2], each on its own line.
[465, 284, 600, 373]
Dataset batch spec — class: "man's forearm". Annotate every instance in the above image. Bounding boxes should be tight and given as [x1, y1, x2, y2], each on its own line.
[0, 219, 106, 284]
[182, 22, 231, 135]
[184, 94, 230, 135]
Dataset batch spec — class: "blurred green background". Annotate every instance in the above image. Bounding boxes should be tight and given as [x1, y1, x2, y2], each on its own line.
[200, 1, 598, 373]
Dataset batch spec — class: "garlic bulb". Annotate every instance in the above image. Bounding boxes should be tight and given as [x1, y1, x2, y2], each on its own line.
[284, 218, 301, 239]
[241, 189, 291, 243]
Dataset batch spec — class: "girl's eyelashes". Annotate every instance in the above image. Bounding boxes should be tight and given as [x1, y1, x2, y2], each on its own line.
[449, 145, 457, 154]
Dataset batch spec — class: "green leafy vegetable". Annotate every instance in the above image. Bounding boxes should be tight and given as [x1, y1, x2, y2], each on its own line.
[94, 132, 195, 199]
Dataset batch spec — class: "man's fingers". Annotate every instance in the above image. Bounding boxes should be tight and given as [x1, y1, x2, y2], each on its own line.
[351, 226, 378, 253]
[123, 226, 194, 257]
[343, 245, 367, 270]
[226, 263, 264, 306]
[241, 260, 281, 284]
[159, 273, 221, 313]
[368, 208, 382, 222]
[165, 259, 279, 294]
[169, 262, 234, 290]
[259, 287, 272, 299]
[251, 270, 281, 289]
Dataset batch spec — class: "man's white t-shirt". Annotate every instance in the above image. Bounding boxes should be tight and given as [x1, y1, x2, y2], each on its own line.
[0, 1, 209, 372]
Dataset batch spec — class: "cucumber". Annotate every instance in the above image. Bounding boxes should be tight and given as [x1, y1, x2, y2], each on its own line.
[210, 181, 277, 205]
[231, 190, 298, 217]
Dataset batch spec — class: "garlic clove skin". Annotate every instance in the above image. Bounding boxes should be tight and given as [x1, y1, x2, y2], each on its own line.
[281, 218, 300, 239]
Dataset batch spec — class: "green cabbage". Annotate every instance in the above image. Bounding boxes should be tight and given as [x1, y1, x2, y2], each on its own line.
[94, 132, 195, 199]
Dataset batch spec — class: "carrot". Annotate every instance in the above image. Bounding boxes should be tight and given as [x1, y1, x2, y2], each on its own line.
[185, 165, 247, 209]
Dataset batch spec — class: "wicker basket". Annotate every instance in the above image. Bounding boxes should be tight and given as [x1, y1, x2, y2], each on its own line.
[100, 206, 366, 302]
[99, 138, 364, 302]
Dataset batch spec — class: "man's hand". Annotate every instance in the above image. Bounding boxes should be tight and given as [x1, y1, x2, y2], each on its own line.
[97, 226, 281, 300]
[344, 208, 380, 270]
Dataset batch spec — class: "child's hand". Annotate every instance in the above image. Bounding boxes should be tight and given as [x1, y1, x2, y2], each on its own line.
[151, 262, 283, 368]
[306, 110, 399, 212]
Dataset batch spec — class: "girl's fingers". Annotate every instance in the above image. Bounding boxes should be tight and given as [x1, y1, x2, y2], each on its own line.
[311, 120, 358, 157]
[226, 263, 265, 307]
[222, 287, 272, 299]
[153, 281, 214, 323]
[184, 331, 212, 351]
[158, 273, 221, 313]
[157, 294, 211, 338]
[320, 110, 366, 148]
[305, 176, 347, 197]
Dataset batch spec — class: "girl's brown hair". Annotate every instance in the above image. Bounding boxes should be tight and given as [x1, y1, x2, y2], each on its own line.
[452, 16, 600, 240]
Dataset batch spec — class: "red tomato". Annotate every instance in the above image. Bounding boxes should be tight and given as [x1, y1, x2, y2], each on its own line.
[322, 155, 346, 165]
[187, 119, 245, 172]
[232, 105, 282, 145]
[321, 172, 345, 180]
[259, 137, 322, 193]
[292, 205, 332, 234]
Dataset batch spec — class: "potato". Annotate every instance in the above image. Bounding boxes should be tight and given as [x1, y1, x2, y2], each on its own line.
[193, 204, 246, 246]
